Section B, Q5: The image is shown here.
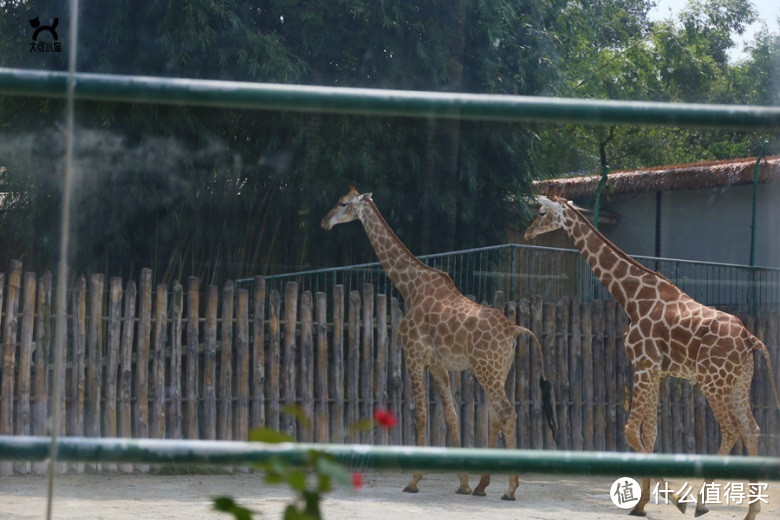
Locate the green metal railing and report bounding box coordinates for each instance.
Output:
[1,67,780,129]
[2,436,779,480]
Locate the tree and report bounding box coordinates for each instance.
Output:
[0,1,776,280]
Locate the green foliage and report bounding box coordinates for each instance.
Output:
[213,496,257,520]
[0,1,777,279]
[537,0,777,178]
[213,405,385,520]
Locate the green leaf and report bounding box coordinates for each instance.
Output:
[282,405,313,431]
[284,468,308,492]
[249,427,296,444]
[315,455,351,488]
[345,418,374,437]
[212,496,256,520]
[283,504,317,520]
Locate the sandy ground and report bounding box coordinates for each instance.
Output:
[0,470,778,520]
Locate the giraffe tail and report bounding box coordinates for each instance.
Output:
[751,336,780,410]
[515,326,560,445]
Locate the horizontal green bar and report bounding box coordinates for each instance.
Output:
[1,67,779,129]
[2,436,779,479]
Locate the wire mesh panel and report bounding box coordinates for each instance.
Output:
[237,244,780,315]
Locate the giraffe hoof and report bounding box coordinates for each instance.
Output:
[471,489,487,497]
[628,509,647,517]
[676,501,688,514]
[402,485,419,494]
[694,506,709,517]
[455,486,472,495]
[500,494,516,501]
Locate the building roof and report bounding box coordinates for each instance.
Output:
[534,156,780,199]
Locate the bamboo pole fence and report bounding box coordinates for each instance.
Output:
[0,261,778,475]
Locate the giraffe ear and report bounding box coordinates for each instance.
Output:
[536,196,558,212]
[359,193,372,202]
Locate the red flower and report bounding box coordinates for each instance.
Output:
[352,472,363,490]
[373,409,397,428]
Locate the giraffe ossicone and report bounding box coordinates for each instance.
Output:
[322,186,558,500]
[525,193,780,520]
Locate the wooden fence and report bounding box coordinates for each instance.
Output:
[0,260,779,474]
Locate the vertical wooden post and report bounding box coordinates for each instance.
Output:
[169,280,184,439]
[659,377,671,453]
[460,371,474,449]
[0,263,19,475]
[119,280,137,472]
[592,300,606,451]
[515,299,530,449]
[604,299,617,451]
[135,269,152,445]
[32,272,52,474]
[14,271,36,473]
[86,273,104,446]
[204,285,218,440]
[314,291,329,443]
[251,276,266,429]
[282,282,299,439]
[267,289,281,431]
[218,281,234,441]
[616,308,630,453]
[569,299,583,451]
[347,290,361,441]
[542,302,556,449]
[388,297,403,445]
[135,269,152,473]
[529,295,543,448]
[70,275,86,474]
[186,277,200,439]
[331,285,344,441]
[374,294,389,445]
[505,300,517,433]
[581,303,594,451]
[150,283,168,439]
[103,277,123,471]
[361,283,374,443]
[555,299,569,450]
[299,290,314,442]
[0,271,5,473]
[765,312,779,456]
[235,288,250,441]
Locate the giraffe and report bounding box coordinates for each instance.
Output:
[321,186,558,500]
[524,194,780,520]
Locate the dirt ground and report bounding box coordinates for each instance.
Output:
[0,470,777,520]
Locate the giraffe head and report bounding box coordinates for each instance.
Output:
[320,186,373,230]
[523,195,568,240]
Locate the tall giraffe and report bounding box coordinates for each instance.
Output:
[524,194,780,519]
[321,187,557,500]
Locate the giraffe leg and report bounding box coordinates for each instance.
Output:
[625,367,661,517]
[732,361,762,520]
[473,379,519,501]
[402,362,427,494]
[429,367,471,495]
[636,381,688,515]
[471,411,499,497]
[693,377,742,518]
[498,399,520,501]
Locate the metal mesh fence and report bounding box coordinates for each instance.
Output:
[237,244,780,315]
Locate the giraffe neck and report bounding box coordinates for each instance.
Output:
[357,200,431,302]
[559,203,680,314]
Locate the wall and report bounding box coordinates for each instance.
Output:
[599,182,780,268]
